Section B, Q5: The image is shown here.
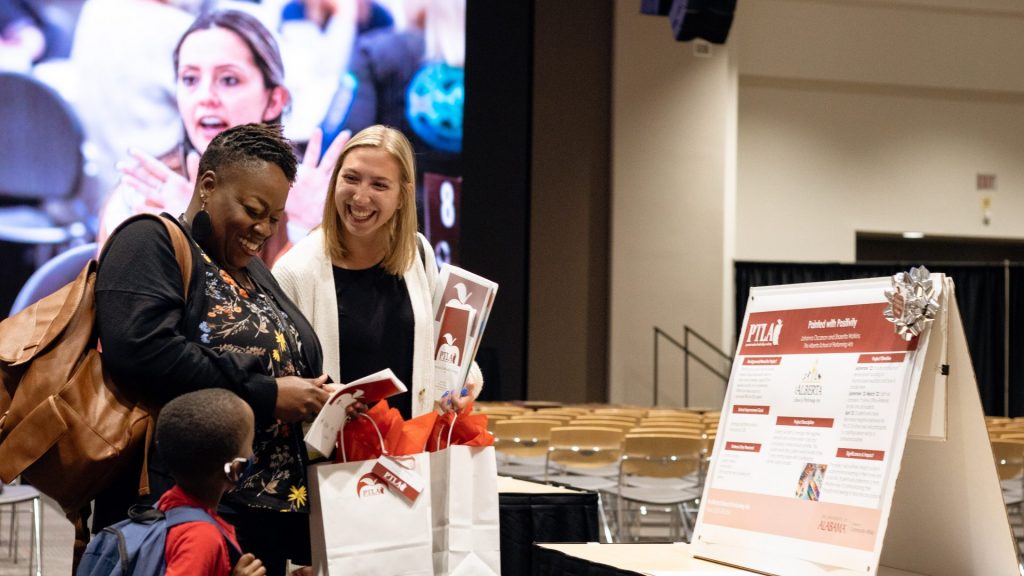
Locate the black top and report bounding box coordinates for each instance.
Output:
[333,264,415,419]
[96,216,322,424]
[182,242,312,512]
[95,215,325,499]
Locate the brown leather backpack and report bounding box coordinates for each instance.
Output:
[0,214,192,514]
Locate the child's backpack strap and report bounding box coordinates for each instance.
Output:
[164,506,243,564]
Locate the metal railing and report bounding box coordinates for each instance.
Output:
[653,325,733,407]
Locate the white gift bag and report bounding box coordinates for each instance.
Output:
[309,452,433,575]
[430,444,502,575]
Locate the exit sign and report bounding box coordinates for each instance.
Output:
[977,173,997,190]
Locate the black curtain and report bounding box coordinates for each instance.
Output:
[734,261,1008,416]
[1009,266,1024,417]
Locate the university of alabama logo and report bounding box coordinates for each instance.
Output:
[357,473,385,498]
[795,359,823,401]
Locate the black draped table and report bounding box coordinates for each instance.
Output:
[497,476,600,576]
[531,543,927,575]
[531,543,740,575]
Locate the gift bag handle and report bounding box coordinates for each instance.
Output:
[338,412,388,463]
[435,413,459,451]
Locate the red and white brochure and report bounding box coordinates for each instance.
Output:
[430,264,497,401]
[304,369,407,458]
[433,303,476,402]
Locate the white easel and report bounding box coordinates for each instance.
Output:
[878,283,1018,575]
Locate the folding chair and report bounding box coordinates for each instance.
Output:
[543,426,625,542]
[568,419,633,432]
[616,433,705,543]
[492,419,559,479]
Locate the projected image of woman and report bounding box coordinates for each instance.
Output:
[98,9,347,263]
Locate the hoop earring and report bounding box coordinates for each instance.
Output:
[192,194,212,243]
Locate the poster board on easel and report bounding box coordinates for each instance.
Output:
[688,274,1018,576]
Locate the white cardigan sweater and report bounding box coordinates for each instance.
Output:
[273,229,480,416]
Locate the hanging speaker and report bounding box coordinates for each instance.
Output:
[640,0,672,16]
[669,0,736,44]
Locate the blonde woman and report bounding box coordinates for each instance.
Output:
[273,124,480,418]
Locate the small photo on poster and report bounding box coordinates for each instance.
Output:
[795,463,828,501]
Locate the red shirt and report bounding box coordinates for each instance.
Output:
[157,485,240,576]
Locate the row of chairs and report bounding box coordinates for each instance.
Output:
[478,404,719,433]
[483,405,718,543]
[477,403,720,420]
[987,416,1024,441]
[990,435,1024,560]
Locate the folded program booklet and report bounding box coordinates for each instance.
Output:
[304,368,407,458]
[431,264,498,403]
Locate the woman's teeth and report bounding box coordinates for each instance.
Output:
[199,117,226,128]
[349,206,374,221]
[240,237,262,252]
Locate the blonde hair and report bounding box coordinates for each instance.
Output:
[321,125,418,275]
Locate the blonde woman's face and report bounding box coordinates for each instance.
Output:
[176,27,282,153]
[333,147,403,245]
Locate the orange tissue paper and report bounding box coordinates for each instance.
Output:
[336,400,439,462]
[428,401,494,451]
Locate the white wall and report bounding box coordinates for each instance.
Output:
[733,0,1024,93]
[737,80,1024,262]
[608,0,1024,408]
[733,0,1024,262]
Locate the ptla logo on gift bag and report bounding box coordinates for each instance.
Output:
[357,474,386,498]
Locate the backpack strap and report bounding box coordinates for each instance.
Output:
[156,216,193,300]
[137,419,155,498]
[102,213,193,299]
[164,506,243,565]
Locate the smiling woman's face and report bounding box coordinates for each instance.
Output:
[333,146,404,247]
[201,160,289,275]
[175,27,284,154]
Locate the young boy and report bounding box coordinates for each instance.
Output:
[155,389,265,576]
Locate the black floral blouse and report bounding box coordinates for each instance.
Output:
[192,248,311,513]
